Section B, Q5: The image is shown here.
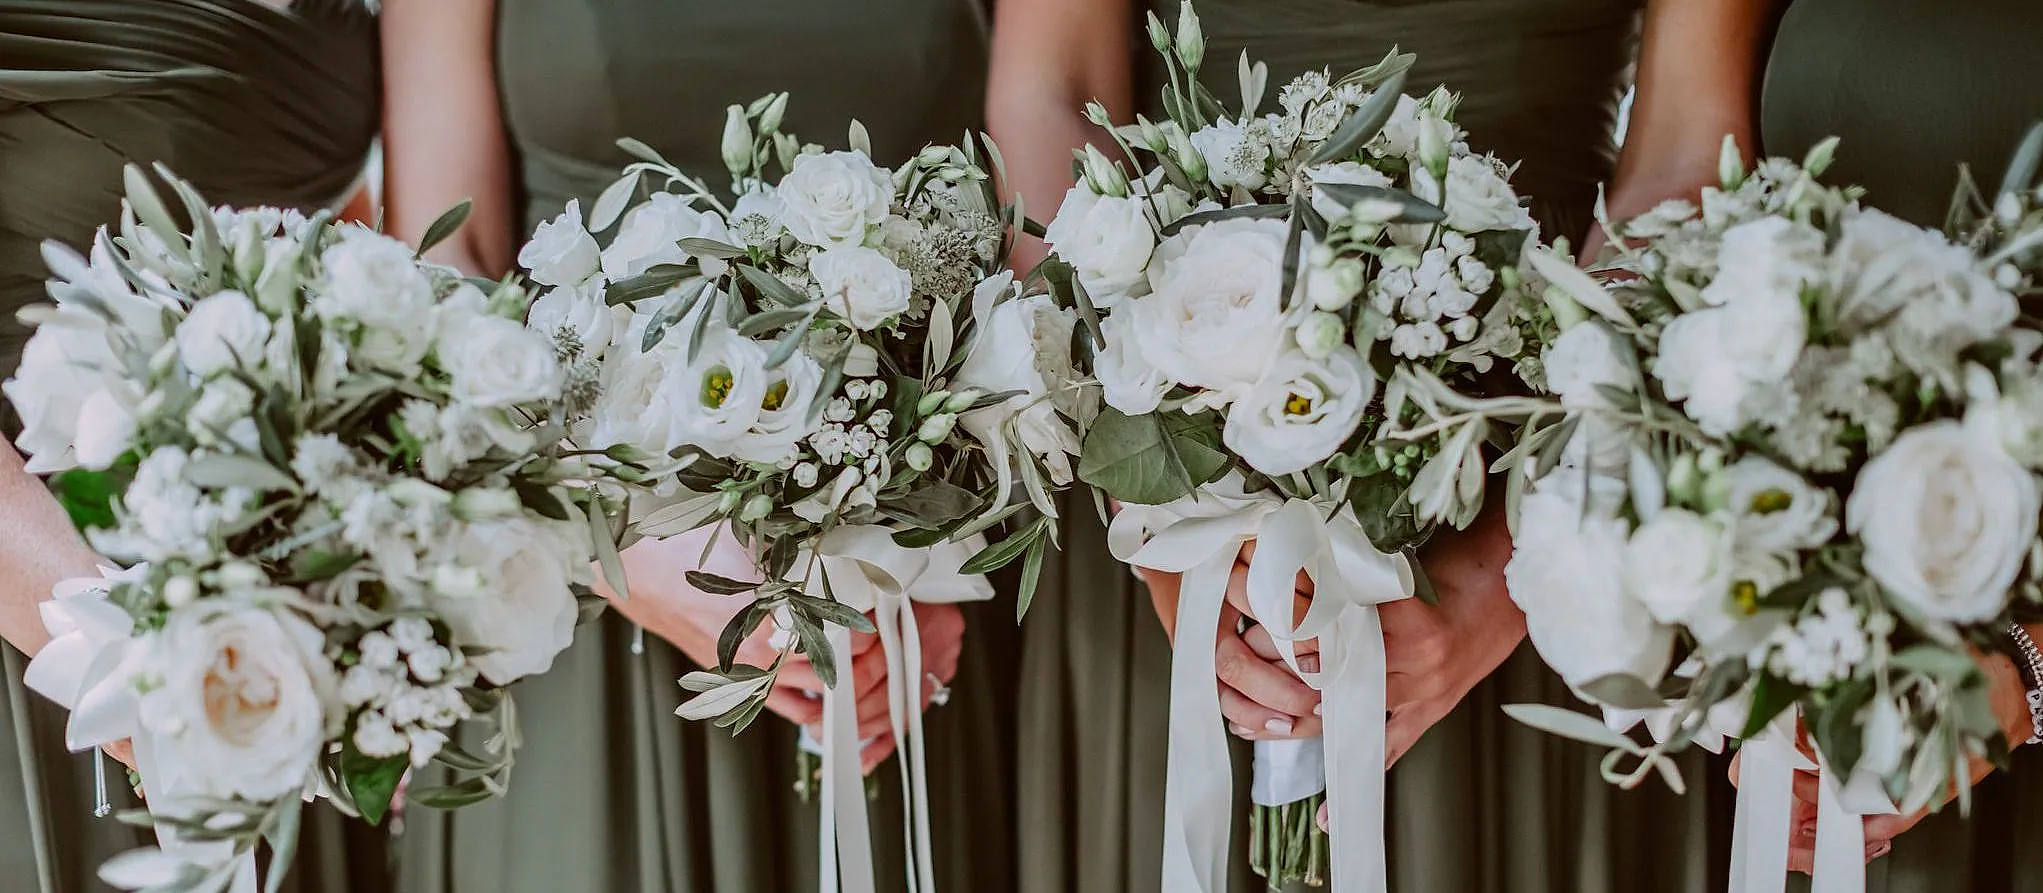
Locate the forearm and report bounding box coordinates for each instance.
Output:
[380,0,515,276]
[594,525,760,668]
[0,445,103,656]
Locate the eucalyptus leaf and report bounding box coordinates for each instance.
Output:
[415,200,474,258]
[1158,202,1289,237]
[1502,703,1636,751]
[1307,67,1409,165]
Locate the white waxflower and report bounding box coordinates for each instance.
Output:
[389,617,435,653]
[823,398,856,424]
[600,193,734,281]
[809,246,913,330]
[353,711,408,760]
[775,151,895,248]
[792,462,820,488]
[189,377,256,441]
[519,198,603,288]
[1760,588,1875,686]
[1390,321,1448,359]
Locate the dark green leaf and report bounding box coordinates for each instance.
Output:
[1406,550,1438,606]
[1158,203,1289,237]
[877,480,980,528]
[1077,408,1230,506]
[717,601,772,670]
[1311,183,1445,224]
[737,305,815,338]
[1579,673,1670,711]
[961,516,1050,575]
[604,265,694,307]
[641,279,708,353]
[1307,68,1409,165]
[789,607,838,690]
[677,237,747,259]
[686,570,763,595]
[286,550,361,585]
[513,481,572,521]
[1015,531,1048,622]
[1280,208,1304,307]
[1810,677,1875,780]
[48,458,136,532]
[1739,674,1810,740]
[408,778,498,811]
[339,744,407,826]
[415,200,474,258]
[737,263,810,308]
[790,594,879,634]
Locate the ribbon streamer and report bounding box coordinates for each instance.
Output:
[1727,712,1897,893]
[1109,474,1412,893]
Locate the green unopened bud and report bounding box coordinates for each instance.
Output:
[1135,116,1167,152]
[1498,267,1522,292]
[917,389,951,416]
[1167,125,1206,183]
[1380,246,1422,269]
[917,413,957,443]
[739,494,773,523]
[1717,134,1746,191]
[905,442,935,472]
[1542,284,1587,331]
[150,340,180,377]
[1664,453,1701,506]
[721,105,753,177]
[1174,1,1205,71]
[1145,11,1170,53]
[758,93,789,133]
[717,489,744,515]
[1417,115,1452,176]
[1084,101,1116,129]
[943,389,982,413]
[1801,136,1839,178]
[1295,312,1345,358]
[1083,145,1128,197]
[916,144,953,167]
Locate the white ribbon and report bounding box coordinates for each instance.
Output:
[1728,712,1897,893]
[790,526,993,893]
[1108,475,1413,893]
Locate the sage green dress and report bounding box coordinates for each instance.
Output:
[1764,1,2043,890]
[391,3,1018,891]
[1017,3,1738,892]
[0,1,383,891]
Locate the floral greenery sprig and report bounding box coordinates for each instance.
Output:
[521,95,1089,730]
[1505,127,2043,817]
[4,168,624,893]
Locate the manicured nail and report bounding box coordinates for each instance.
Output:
[1797,821,1817,842]
[1313,703,1323,716]
[1265,717,1294,735]
[1229,723,1255,738]
[1298,656,1321,674]
[1868,842,1892,861]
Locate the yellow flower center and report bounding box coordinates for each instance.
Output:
[1731,580,1760,614]
[762,380,789,412]
[701,366,735,409]
[1748,488,1793,514]
[1284,392,1316,417]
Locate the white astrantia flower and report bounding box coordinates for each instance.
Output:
[1507,464,1675,689]
[1223,348,1374,475]
[1043,184,1156,304]
[809,245,913,331]
[434,517,586,686]
[953,275,1084,484]
[527,280,627,359]
[727,189,785,248]
[519,198,603,288]
[135,601,336,804]
[775,150,895,249]
[1124,217,1292,402]
[1847,420,2037,623]
[1189,118,1271,191]
[176,290,273,377]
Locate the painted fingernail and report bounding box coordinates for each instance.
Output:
[1229,723,1256,738]
[1797,821,1817,842]
[1313,702,1323,716]
[1868,842,1892,861]
[1298,656,1321,674]
[1265,717,1294,735]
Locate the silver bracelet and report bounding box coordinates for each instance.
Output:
[2003,622,2043,746]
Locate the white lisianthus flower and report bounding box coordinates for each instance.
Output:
[176,290,272,377]
[1126,217,1292,401]
[1223,348,1373,475]
[1847,421,2037,622]
[519,198,602,288]
[600,192,734,281]
[1543,320,1636,410]
[438,312,562,408]
[1409,155,1533,233]
[1374,93,1428,159]
[775,150,895,248]
[954,275,1083,484]
[135,602,335,803]
[730,350,826,466]
[1507,466,1674,688]
[527,281,627,358]
[1623,508,1735,629]
[1043,185,1156,305]
[672,323,772,457]
[1304,161,1395,223]
[1094,310,1172,416]
[436,517,586,685]
[809,246,913,330]
[1190,118,1270,191]
[5,308,122,472]
[71,388,137,471]
[1718,456,1838,557]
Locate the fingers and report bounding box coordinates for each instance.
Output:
[1785,839,1892,875]
[1216,623,1322,718]
[1728,752,1742,787]
[1222,686,1322,740]
[776,642,891,698]
[1237,541,1316,598]
[765,688,824,726]
[1316,800,1330,833]
[1241,624,1321,665]
[103,740,137,772]
[1385,707,1428,768]
[860,732,898,775]
[1223,555,1314,630]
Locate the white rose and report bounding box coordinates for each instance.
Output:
[1223,348,1373,475]
[1847,421,2037,622]
[1305,162,1395,223]
[731,350,826,465]
[436,518,585,685]
[527,280,628,359]
[1190,118,1270,191]
[438,312,562,407]
[4,308,122,472]
[1718,456,1838,557]
[1043,185,1156,304]
[810,246,912,330]
[600,192,734,281]
[1830,208,2015,381]
[1623,508,1735,628]
[1543,320,1636,410]
[1507,466,1675,688]
[317,230,437,329]
[954,277,1083,484]
[1701,216,1826,308]
[519,198,603,288]
[176,291,273,377]
[1095,310,1172,416]
[776,151,895,249]
[1410,155,1533,233]
[1127,217,1293,400]
[135,602,334,803]
[1653,282,1805,436]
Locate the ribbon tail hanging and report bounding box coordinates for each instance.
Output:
[819,623,877,893]
[1727,729,1798,893]
[1321,607,1390,893]
[1159,553,1239,893]
[898,599,938,893]
[1810,757,1865,893]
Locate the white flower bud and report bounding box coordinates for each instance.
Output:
[717,489,744,514]
[943,389,981,413]
[739,494,773,522]
[1801,136,1840,177]
[1665,453,1702,506]
[1997,263,2024,290]
[1145,11,1170,53]
[916,390,951,415]
[917,413,957,443]
[867,380,889,401]
[1083,145,1129,198]
[1998,192,2026,226]
[721,105,753,176]
[164,576,198,609]
[905,442,935,472]
[215,562,263,591]
[1174,1,1205,71]
[1380,246,1422,269]
[917,144,954,167]
[1295,312,1346,358]
[758,93,788,133]
[452,487,522,520]
[1168,126,1206,183]
[1717,134,1746,191]
[793,462,820,488]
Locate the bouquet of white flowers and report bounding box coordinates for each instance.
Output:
[1504,128,2043,893]
[1042,6,1563,890]
[521,95,1083,893]
[5,169,619,893]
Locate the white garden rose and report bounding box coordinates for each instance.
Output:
[600,192,735,281]
[1223,347,1373,475]
[1543,320,1636,410]
[1830,208,2015,382]
[436,517,585,685]
[527,281,627,358]
[1699,215,1826,309]
[519,198,602,288]
[1127,217,1293,401]
[437,312,562,408]
[809,246,912,330]
[1623,508,1735,628]
[176,290,272,377]
[776,150,895,248]
[1410,155,1533,233]
[730,349,825,466]
[1190,118,1270,191]
[955,275,1083,483]
[317,229,437,329]
[1507,466,1674,687]
[1305,161,1395,223]
[135,602,335,803]
[1846,421,2038,622]
[1043,185,1155,304]
[588,324,691,455]
[1094,310,1172,415]
[1718,456,1837,557]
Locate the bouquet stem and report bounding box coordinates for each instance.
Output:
[1249,793,1327,889]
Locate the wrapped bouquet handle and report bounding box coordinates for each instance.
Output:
[1730,714,1896,893]
[793,526,993,893]
[1109,478,1412,893]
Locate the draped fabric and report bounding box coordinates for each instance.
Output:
[389,4,1019,892]
[0,2,380,891]
[1763,2,2043,889]
[1015,3,1741,892]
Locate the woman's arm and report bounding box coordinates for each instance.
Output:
[1601,0,1780,227]
[380,0,516,277]
[0,445,104,656]
[985,0,1136,269]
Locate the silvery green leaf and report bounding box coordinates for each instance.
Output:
[1156,202,1289,237]
[1523,246,1636,328]
[416,200,473,258]
[1279,208,1304,305]
[1237,51,1268,117]
[406,778,498,811]
[182,454,297,493]
[1628,445,1665,522]
[1502,703,1636,750]
[615,137,673,168]
[736,304,815,338]
[1578,673,1671,710]
[765,306,820,369]
[675,673,772,721]
[2000,123,2043,199]
[678,237,747,260]
[685,570,761,595]
[1311,183,1445,224]
[1663,278,1707,313]
[791,594,880,634]
[679,670,729,693]
[847,119,872,157]
[604,265,693,307]
[589,173,641,233]
[789,607,838,689]
[1334,49,1418,90]
[924,296,955,377]
[1307,67,1408,165]
[737,263,808,308]
[430,742,497,773]
[686,288,718,362]
[261,799,302,893]
[122,165,184,253]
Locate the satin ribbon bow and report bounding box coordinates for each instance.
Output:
[789,526,993,893]
[1729,712,1897,893]
[1108,474,1413,893]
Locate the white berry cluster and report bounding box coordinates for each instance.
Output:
[343,617,478,767]
[1754,587,1891,687]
